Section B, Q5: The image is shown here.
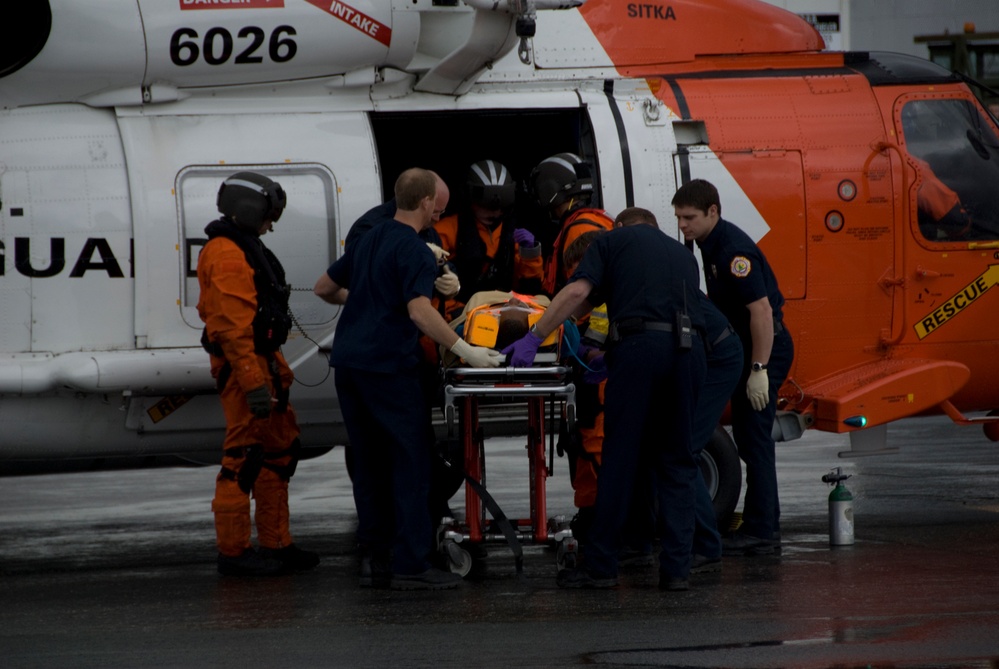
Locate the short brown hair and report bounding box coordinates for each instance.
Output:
[671,179,721,216]
[563,229,605,272]
[394,168,437,211]
[615,206,657,228]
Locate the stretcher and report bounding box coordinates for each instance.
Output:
[437,363,578,576]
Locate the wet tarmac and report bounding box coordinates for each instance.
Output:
[2,416,998,668]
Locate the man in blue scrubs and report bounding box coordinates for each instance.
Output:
[314,168,501,590]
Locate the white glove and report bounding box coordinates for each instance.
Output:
[434,265,461,298]
[426,243,450,265]
[746,368,770,411]
[450,339,503,368]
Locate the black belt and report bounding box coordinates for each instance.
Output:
[609,318,673,341]
[712,325,736,348]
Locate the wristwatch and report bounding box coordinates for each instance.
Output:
[751,361,768,372]
[529,323,540,337]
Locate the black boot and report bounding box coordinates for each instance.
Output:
[258,543,320,571]
[217,548,283,576]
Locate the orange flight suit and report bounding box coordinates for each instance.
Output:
[914,157,971,239]
[573,379,606,508]
[197,233,299,558]
[435,214,543,318]
[542,207,614,296]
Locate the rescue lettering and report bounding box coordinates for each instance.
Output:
[627,3,677,20]
[0,238,133,279]
[180,0,284,9]
[914,264,999,339]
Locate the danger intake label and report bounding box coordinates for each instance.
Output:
[304,0,391,47]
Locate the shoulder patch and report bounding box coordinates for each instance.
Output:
[730,256,752,278]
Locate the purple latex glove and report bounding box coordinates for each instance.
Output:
[501,331,543,367]
[582,353,607,384]
[513,228,535,247]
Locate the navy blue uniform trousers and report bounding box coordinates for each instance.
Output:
[730,328,794,540]
[586,331,706,580]
[690,331,744,558]
[335,366,433,576]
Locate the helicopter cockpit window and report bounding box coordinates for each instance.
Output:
[901,99,999,242]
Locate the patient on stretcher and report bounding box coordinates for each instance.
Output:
[440,291,562,367]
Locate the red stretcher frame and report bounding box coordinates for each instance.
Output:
[440,365,577,573]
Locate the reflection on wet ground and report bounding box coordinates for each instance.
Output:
[1,416,998,668]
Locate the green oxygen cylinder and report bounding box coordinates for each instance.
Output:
[821,467,854,546]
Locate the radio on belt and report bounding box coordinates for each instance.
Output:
[676,311,693,350]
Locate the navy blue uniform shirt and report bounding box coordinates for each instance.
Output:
[572,225,704,331]
[344,198,443,254]
[328,217,436,374]
[696,218,785,338]
[700,292,733,343]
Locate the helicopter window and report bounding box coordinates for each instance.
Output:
[901,99,999,242]
[0,1,51,79]
[178,164,338,328]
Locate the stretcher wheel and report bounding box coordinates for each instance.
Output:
[556,537,578,571]
[443,540,473,577]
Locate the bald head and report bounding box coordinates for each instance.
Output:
[430,170,450,222]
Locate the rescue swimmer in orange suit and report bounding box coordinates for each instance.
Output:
[434,159,543,319]
[557,230,609,549]
[530,152,614,296]
[197,172,319,576]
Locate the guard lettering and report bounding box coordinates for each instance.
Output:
[1,237,133,279]
[627,3,677,20]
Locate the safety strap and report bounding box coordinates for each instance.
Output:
[556,413,601,467]
[221,439,300,485]
[209,354,288,414]
[461,473,524,577]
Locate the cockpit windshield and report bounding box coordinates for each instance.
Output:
[901,98,999,242]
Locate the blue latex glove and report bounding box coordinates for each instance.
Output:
[513,228,535,247]
[582,353,607,384]
[501,330,543,367]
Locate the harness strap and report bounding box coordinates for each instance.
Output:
[461,473,524,577]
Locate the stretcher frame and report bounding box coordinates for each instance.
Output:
[438,365,578,575]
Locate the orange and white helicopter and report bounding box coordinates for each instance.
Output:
[1,1,997,516]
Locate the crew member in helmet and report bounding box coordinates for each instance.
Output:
[530,152,614,296]
[434,159,543,319]
[197,172,319,577]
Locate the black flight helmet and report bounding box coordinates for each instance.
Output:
[530,152,593,210]
[217,171,287,231]
[467,159,516,211]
